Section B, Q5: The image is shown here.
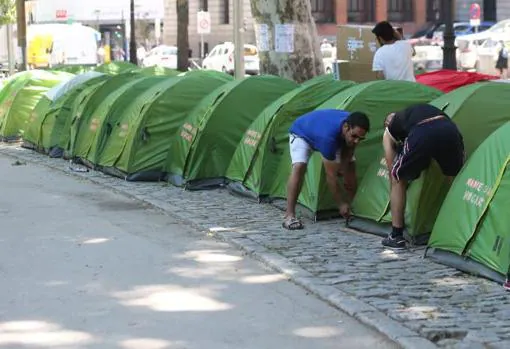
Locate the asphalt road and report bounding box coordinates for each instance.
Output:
[0,156,398,349]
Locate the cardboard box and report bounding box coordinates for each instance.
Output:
[336,25,379,82]
[337,25,379,64]
[334,61,378,83]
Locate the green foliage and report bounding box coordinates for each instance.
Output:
[0,0,15,26]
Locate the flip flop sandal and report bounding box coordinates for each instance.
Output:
[282,217,304,230]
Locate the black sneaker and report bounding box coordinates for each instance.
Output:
[382,234,406,249]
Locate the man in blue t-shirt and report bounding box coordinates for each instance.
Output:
[283,109,370,230]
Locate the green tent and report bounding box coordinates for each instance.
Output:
[226,75,356,199]
[24,73,110,156]
[0,70,74,141]
[82,75,173,167]
[71,75,157,167]
[98,71,233,181]
[66,72,144,160]
[0,71,35,106]
[23,72,107,151]
[137,66,179,76]
[0,71,56,136]
[51,65,97,74]
[94,61,138,75]
[426,122,510,284]
[265,80,443,219]
[350,82,510,244]
[21,95,52,151]
[59,78,111,158]
[165,75,298,189]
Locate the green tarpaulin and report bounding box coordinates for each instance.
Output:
[426,122,510,283]
[165,75,298,189]
[350,82,510,244]
[226,75,356,199]
[0,70,74,141]
[98,71,233,181]
[266,80,443,219]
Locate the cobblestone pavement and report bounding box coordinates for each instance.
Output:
[2,144,510,349]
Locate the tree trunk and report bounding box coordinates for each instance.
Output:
[249,0,324,83]
[176,0,189,72]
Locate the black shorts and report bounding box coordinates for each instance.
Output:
[391,118,465,181]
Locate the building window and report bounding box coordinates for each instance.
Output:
[426,0,440,22]
[310,0,335,23]
[199,42,209,58]
[220,0,229,24]
[484,0,496,21]
[348,0,375,23]
[388,0,414,22]
[199,0,208,11]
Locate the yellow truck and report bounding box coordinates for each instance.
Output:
[27,33,53,68]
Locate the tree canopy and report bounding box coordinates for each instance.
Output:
[0,0,15,26]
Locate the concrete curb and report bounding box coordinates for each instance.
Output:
[0,147,438,349]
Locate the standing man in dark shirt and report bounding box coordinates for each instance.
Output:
[283,109,370,230]
[381,104,465,248]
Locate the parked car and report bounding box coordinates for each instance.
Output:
[413,45,443,73]
[410,21,493,46]
[457,19,510,71]
[202,42,260,75]
[477,35,510,75]
[141,45,178,70]
[432,22,494,43]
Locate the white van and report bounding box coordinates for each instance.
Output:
[27,23,100,68]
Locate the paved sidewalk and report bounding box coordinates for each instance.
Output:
[2,145,509,349]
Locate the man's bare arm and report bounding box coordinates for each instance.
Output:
[383,129,397,173]
[323,158,344,207]
[338,149,357,202]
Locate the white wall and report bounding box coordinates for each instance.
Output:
[29,0,164,23]
[496,0,510,21]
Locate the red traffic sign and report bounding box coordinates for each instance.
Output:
[56,9,68,19]
[470,3,481,20]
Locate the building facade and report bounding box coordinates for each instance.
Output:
[312,0,427,38]
[163,0,256,58]
[163,0,509,57]
[163,0,431,55]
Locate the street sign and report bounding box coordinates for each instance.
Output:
[197,11,211,34]
[469,3,481,27]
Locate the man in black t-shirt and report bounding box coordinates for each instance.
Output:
[381,104,465,249]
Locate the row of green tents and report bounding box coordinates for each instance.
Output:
[0,67,508,284]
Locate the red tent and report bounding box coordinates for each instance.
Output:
[416,70,499,93]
